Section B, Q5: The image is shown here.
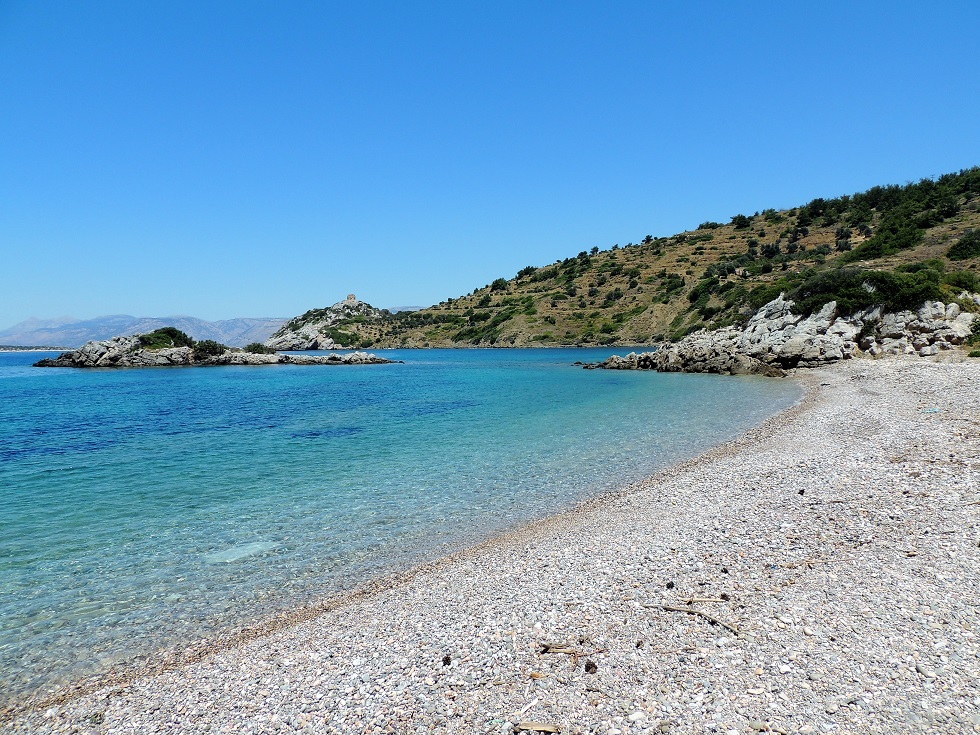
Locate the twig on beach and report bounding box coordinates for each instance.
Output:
[966,500,980,506]
[585,685,612,698]
[681,597,729,604]
[538,643,578,655]
[515,723,561,734]
[652,604,742,636]
[780,557,829,569]
[649,646,697,655]
[538,642,580,666]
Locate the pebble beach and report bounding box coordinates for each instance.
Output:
[5,355,980,735]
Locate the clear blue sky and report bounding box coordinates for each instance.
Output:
[1,1,978,325]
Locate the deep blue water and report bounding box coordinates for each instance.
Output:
[0,348,801,701]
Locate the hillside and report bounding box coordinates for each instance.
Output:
[265,295,391,350]
[288,167,980,348]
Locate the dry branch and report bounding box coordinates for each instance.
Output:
[653,604,741,636]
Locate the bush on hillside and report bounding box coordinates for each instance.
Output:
[947,230,980,260]
[789,267,943,316]
[944,270,979,292]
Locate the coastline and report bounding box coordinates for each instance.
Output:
[7,355,980,734]
[0,348,69,353]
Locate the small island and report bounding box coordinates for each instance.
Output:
[33,327,398,368]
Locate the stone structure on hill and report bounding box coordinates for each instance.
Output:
[586,294,976,376]
[264,294,387,351]
[33,334,396,368]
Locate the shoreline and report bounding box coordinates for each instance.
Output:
[0,348,69,353]
[7,355,980,733]
[1,370,812,720]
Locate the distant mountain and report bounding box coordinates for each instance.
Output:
[0,314,288,348]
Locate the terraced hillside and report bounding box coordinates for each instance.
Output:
[305,167,980,348]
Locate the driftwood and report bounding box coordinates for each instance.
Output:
[779,557,830,569]
[538,643,579,655]
[515,723,561,733]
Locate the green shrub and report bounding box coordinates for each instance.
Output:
[947,230,980,260]
[944,270,980,292]
[842,214,923,262]
[244,342,276,354]
[138,327,195,350]
[193,340,227,358]
[790,267,943,315]
[747,283,784,309]
[688,277,719,303]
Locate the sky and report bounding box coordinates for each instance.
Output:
[1,1,978,326]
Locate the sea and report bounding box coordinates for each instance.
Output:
[0,348,802,704]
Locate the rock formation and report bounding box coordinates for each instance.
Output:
[586,294,976,376]
[33,334,397,368]
[265,295,388,351]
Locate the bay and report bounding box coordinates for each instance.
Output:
[0,348,801,702]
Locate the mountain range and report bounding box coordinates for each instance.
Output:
[0,315,288,348]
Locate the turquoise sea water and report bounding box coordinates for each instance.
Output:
[0,348,801,702]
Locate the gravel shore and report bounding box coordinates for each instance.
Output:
[7,356,980,735]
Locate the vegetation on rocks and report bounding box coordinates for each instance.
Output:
[136,327,230,357]
[193,339,228,358]
[244,342,276,354]
[137,327,196,350]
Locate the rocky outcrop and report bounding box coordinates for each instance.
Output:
[265,294,387,350]
[33,334,397,368]
[586,294,977,376]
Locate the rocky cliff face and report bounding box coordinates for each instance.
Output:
[264,295,388,351]
[33,334,396,368]
[590,294,977,376]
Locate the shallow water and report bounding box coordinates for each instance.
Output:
[0,348,801,701]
